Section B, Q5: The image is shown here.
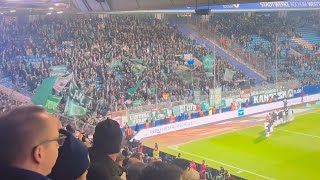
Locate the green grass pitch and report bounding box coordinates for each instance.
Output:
[164,110,320,180]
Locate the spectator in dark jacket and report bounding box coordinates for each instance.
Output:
[0,106,61,180]
[87,119,124,180]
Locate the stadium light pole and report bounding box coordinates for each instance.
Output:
[209,16,217,108]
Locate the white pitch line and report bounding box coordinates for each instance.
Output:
[169,148,275,180]
[276,129,320,139]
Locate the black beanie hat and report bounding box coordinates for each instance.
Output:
[93,119,123,155]
[48,129,90,180]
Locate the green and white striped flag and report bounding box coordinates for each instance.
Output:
[68,79,92,106]
[65,98,87,117]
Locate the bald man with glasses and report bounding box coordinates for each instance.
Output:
[0,106,62,180]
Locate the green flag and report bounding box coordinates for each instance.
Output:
[45,96,62,113]
[126,79,144,96]
[68,80,92,106]
[65,98,87,117]
[202,54,215,73]
[32,76,57,106]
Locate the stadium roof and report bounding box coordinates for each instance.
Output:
[1,0,319,13]
[0,0,282,12]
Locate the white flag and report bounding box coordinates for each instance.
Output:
[223,68,236,81]
[54,73,73,92]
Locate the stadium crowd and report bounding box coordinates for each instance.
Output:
[0,90,27,114]
[0,15,248,112]
[2,10,320,180]
[207,12,320,84]
[0,106,236,180]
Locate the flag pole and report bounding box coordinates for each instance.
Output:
[213,44,216,107]
[275,34,278,98]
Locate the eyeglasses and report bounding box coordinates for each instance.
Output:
[36,134,67,147]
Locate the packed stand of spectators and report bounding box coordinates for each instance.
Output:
[207,12,320,83]
[0,15,248,113]
[0,90,27,114]
[0,106,239,180]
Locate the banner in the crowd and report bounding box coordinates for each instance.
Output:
[209,87,222,107]
[173,103,196,115]
[251,88,295,104]
[194,90,201,104]
[126,79,144,95]
[53,73,73,92]
[45,96,62,113]
[128,111,151,126]
[223,68,236,81]
[49,65,67,76]
[32,76,57,106]
[68,80,92,106]
[65,98,87,117]
[202,54,215,73]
